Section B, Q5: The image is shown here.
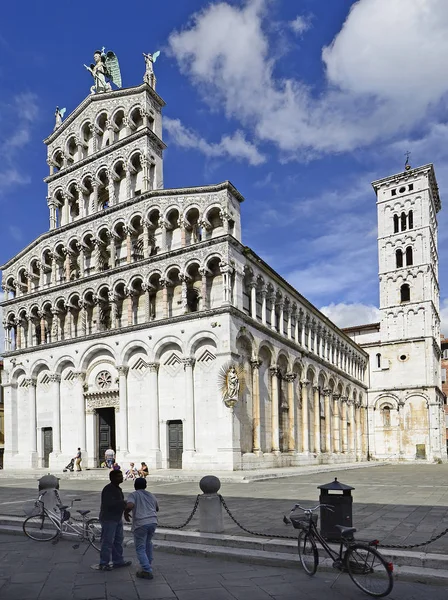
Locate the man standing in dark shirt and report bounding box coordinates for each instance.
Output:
[91,470,132,571]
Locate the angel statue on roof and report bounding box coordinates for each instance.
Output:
[84,47,122,94]
[143,51,160,90]
[54,106,66,130]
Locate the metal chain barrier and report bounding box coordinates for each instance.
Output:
[219,495,297,540]
[158,495,200,530]
[378,525,448,550]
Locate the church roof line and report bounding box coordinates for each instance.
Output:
[44,82,165,145]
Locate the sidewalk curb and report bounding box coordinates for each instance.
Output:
[5,516,448,584]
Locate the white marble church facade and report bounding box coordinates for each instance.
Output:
[0,67,444,471]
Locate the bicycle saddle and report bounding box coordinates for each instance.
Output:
[335,525,357,537]
[59,505,69,510]
[76,509,91,516]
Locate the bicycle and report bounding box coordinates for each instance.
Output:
[288,503,394,597]
[23,491,102,552]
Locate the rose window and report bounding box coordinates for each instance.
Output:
[96,370,112,389]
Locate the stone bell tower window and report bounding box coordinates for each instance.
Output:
[400,283,410,303]
[396,249,403,268]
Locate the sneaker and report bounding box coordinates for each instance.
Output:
[136,570,153,579]
[91,564,112,571]
[113,560,132,569]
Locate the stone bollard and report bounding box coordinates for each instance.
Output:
[198,475,224,533]
[38,474,61,514]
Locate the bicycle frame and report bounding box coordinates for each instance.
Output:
[35,497,90,542]
[300,515,350,564]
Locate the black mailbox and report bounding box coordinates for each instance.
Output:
[318,477,354,541]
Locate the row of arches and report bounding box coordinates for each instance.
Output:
[235,334,367,457]
[396,247,413,268]
[242,270,366,382]
[48,149,157,226]
[3,257,229,351]
[49,104,155,174]
[2,205,234,298]
[393,210,413,233]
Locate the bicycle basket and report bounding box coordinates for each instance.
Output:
[290,513,318,530]
[60,509,70,522]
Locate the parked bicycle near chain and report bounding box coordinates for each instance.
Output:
[23,491,101,551]
[288,503,394,597]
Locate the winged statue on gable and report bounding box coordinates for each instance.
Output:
[84,47,122,94]
[54,106,66,130]
[143,50,160,89]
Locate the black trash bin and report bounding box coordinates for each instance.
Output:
[318,477,354,541]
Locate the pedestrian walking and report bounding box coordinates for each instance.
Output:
[91,470,132,572]
[75,448,82,472]
[124,477,158,580]
[105,447,115,469]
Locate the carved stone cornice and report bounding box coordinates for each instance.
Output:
[284,372,297,383]
[250,359,261,370]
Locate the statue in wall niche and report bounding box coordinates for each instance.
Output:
[143,51,160,89]
[218,362,245,409]
[84,48,122,94]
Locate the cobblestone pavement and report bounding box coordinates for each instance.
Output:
[2,464,448,552]
[0,533,447,600]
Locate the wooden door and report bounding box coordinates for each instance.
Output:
[168,421,183,469]
[98,408,116,465]
[43,428,53,468]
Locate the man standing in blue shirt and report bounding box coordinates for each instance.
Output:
[91,470,132,571]
[124,477,158,579]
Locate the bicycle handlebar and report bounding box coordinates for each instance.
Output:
[290,503,335,514]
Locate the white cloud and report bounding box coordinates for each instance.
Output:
[0,92,38,196]
[8,225,24,242]
[169,0,448,157]
[290,15,312,35]
[164,117,265,165]
[320,302,380,329]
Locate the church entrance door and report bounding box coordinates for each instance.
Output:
[42,427,53,468]
[168,421,183,469]
[97,408,116,466]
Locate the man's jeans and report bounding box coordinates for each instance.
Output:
[133,523,157,572]
[100,520,125,566]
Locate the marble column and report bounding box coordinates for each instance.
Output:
[26,378,37,454]
[313,385,321,454]
[109,233,117,268]
[183,358,196,453]
[286,308,292,339]
[161,281,168,319]
[148,363,160,454]
[341,397,348,453]
[323,389,332,453]
[286,373,297,452]
[143,221,150,259]
[356,403,363,457]
[261,287,267,325]
[50,373,61,454]
[278,300,284,335]
[301,379,309,452]
[199,269,208,310]
[126,228,132,264]
[270,367,280,452]
[349,400,356,454]
[270,295,276,331]
[251,360,262,453]
[73,371,86,455]
[117,366,129,454]
[332,394,340,453]
[250,282,257,320]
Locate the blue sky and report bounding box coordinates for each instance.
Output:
[1,0,448,331]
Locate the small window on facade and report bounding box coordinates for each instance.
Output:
[376,353,381,368]
[401,212,407,231]
[395,249,403,268]
[408,210,413,229]
[406,246,413,266]
[400,283,410,302]
[408,184,414,191]
[393,214,399,233]
[382,405,391,427]
[399,186,406,194]
[391,189,397,196]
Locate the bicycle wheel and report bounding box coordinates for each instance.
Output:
[86,518,102,552]
[345,543,393,597]
[297,530,318,575]
[23,513,59,541]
